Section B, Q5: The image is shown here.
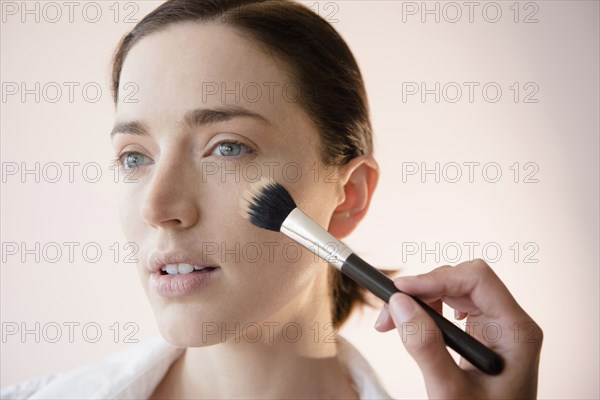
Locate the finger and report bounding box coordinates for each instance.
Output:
[394,259,522,318]
[388,293,464,388]
[430,299,443,315]
[376,299,443,332]
[454,309,468,320]
[374,305,395,331]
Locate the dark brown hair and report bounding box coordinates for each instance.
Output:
[111,0,376,328]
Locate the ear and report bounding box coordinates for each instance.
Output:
[328,155,379,239]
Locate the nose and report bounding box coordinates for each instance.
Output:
[141,152,200,230]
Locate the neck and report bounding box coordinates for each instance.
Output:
[151,271,359,399]
[179,325,355,399]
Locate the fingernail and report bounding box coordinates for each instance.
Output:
[389,293,416,323]
[374,310,386,329]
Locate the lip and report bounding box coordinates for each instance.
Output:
[147,251,221,298]
[148,251,219,273]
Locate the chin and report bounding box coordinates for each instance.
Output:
[159,330,223,348]
[153,301,254,348]
[155,312,226,348]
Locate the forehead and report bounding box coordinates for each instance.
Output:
[117,22,303,132]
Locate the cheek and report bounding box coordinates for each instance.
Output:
[201,179,305,277]
[116,180,146,241]
[199,180,321,310]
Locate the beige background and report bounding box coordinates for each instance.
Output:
[1,1,598,398]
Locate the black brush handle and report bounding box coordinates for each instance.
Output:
[341,253,504,375]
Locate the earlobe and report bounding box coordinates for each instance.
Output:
[328,155,379,239]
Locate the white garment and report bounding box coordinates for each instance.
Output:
[2,335,392,399]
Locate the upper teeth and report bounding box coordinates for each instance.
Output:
[161,263,206,275]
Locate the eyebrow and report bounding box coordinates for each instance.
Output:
[110,106,271,137]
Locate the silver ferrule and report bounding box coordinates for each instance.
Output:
[280,208,353,269]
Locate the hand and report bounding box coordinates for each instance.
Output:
[374,259,543,399]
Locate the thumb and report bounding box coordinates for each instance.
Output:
[389,293,463,387]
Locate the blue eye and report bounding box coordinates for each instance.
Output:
[117,152,152,170]
[212,141,253,157]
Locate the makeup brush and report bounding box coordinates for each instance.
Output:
[240,177,504,376]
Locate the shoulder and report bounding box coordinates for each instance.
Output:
[0,336,184,400]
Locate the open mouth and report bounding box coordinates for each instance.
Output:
[159,263,219,275]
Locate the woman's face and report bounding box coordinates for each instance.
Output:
[111,22,344,346]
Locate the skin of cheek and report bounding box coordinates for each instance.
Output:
[117,148,342,347]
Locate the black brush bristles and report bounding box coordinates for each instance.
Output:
[239,177,297,232]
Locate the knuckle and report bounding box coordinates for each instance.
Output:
[470,258,492,274]
[404,337,429,356]
[431,264,452,275]
[535,323,544,344]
